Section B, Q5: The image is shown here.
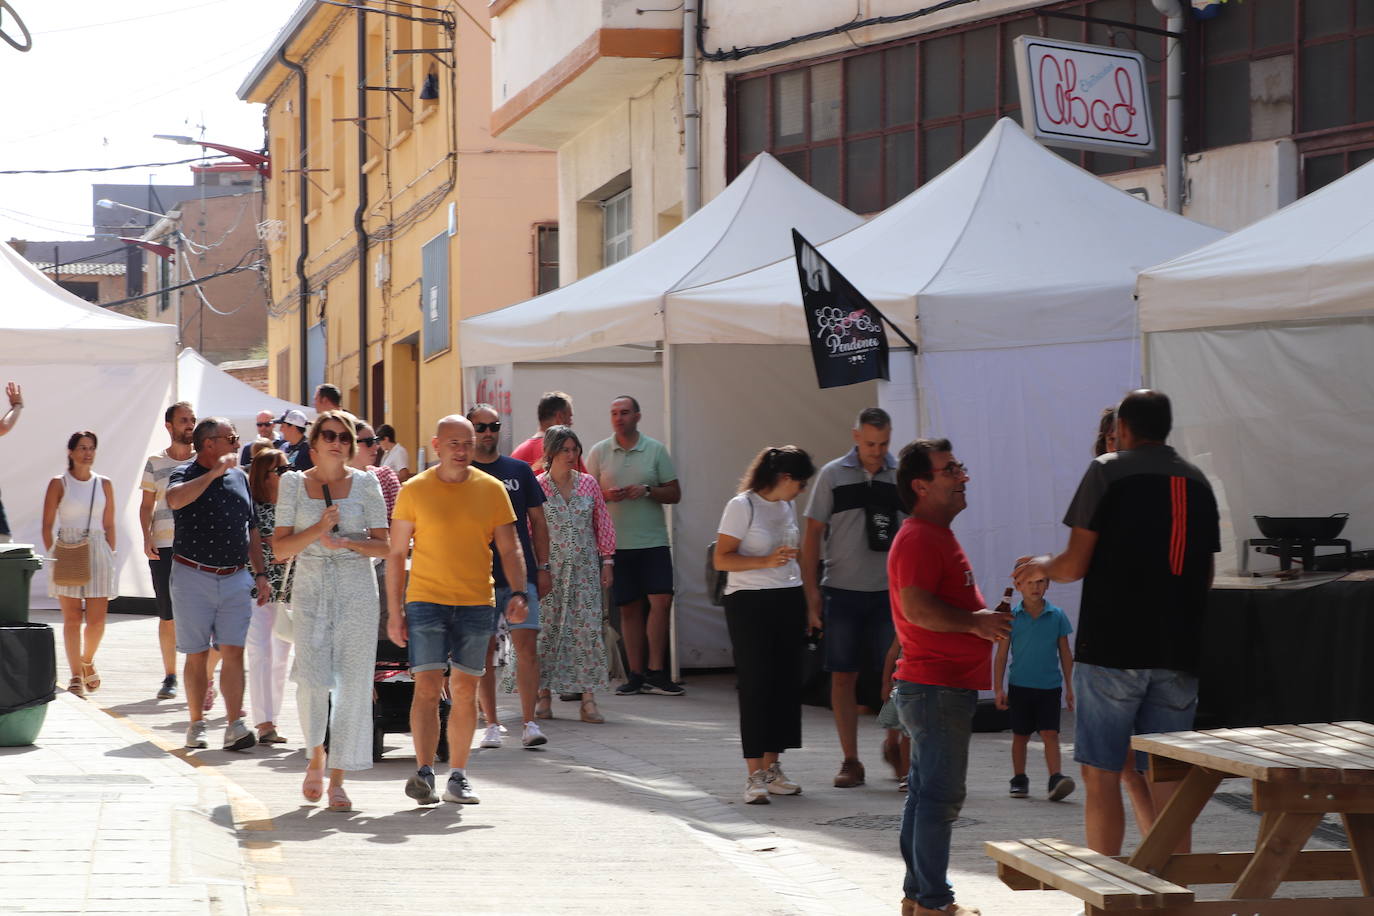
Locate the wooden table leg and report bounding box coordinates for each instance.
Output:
[1344,812,1374,895]
[1231,811,1323,898]
[1129,766,1223,876]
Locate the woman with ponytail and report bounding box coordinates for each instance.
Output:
[713,445,816,804]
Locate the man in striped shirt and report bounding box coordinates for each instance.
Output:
[1014,389,1219,856]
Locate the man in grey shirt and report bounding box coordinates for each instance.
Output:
[801,407,903,789]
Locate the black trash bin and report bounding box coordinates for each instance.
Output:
[0,622,57,746]
[0,544,43,625]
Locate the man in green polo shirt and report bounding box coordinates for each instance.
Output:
[586,395,683,697]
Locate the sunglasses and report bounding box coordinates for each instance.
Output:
[316,429,354,444]
[357,436,379,447]
[272,465,291,476]
[473,422,501,433]
[209,434,240,445]
[256,422,274,428]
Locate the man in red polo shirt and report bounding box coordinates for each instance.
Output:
[888,438,1011,916]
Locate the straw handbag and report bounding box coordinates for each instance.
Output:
[51,479,98,587]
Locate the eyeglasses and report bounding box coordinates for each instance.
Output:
[316,429,354,444]
[356,436,379,447]
[473,422,501,433]
[272,465,291,476]
[209,434,240,445]
[934,460,968,478]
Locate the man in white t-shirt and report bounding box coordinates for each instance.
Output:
[377,423,411,481]
[140,401,196,700]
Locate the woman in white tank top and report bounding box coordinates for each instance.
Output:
[41,430,117,698]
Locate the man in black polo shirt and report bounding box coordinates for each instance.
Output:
[166,417,271,752]
[1014,389,1219,856]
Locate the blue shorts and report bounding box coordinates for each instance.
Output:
[822,587,895,673]
[495,583,541,631]
[169,563,253,654]
[612,546,674,606]
[1073,663,1198,772]
[405,602,498,677]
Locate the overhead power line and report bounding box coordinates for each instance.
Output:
[0,153,233,176]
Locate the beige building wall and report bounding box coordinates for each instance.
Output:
[241,0,556,466]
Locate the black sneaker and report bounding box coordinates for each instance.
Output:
[615,672,646,696]
[1048,772,1076,801]
[156,674,178,700]
[642,670,684,696]
[558,692,581,702]
[1009,773,1029,798]
[405,766,440,805]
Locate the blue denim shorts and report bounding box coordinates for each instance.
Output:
[495,583,541,631]
[1073,663,1199,772]
[405,602,498,677]
[822,587,895,673]
[169,563,253,654]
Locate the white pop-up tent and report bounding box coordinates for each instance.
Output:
[1137,157,1374,561]
[0,241,177,601]
[461,153,871,667]
[176,347,312,443]
[673,118,1223,622]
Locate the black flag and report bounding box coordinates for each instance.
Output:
[792,229,890,389]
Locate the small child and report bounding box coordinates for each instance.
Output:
[993,572,1075,801]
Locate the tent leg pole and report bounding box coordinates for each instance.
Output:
[663,342,680,683]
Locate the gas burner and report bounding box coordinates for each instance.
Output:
[1245,537,1352,573]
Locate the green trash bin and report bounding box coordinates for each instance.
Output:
[0,545,42,625]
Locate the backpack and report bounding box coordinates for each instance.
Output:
[706,496,755,607]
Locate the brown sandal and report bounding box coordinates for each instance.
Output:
[67,676,86,698]
[579,698,604,724]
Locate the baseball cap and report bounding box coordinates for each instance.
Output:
[276,408,309,429]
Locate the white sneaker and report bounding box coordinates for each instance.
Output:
[479,724,503,749]
[764,761,801,795]
[184,720,207,749]
[521,721,548,748]
[744,769,771,805]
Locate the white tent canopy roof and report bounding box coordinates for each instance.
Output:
[176,348,312,433]
[670,118,1223,351]
[1138,156,1374,333]
[0,241,175,364]
[458,152,864,365]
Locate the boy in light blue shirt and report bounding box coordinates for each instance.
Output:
[993,572,1075,800]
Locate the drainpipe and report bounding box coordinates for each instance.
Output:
[682,1,700,217]
[278,48,312,402]
[354,9,371,415]
[1152,0,1184,214]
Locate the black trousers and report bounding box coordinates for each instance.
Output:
[724,586,805,760]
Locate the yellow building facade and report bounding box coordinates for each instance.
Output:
[239,0,555,462]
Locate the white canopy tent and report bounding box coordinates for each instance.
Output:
[176,347,312,445]
[460,153,870,667]
[673,119,1223,623]
[0,241,177,601]
[1137,157,1374,563]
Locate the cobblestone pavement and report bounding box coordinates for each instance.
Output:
[8,608,1361,914]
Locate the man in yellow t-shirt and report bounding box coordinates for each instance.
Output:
[387,415,527,806]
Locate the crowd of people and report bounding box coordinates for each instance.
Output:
[8,374,1221,916]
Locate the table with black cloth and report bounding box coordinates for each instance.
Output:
[1198,574,1374,728]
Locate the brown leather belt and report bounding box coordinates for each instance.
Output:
[173,555,245,576]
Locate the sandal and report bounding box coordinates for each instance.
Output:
[257,727,287,744]
[67,676,86,699]
[579,698,605,724]
[326,784,352,813]
[302,767,325,803]
[81,662,100,693]
[534,692,552,720]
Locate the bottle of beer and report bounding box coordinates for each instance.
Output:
[993,586,1014,613]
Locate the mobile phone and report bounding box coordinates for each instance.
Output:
[321,484,339,533]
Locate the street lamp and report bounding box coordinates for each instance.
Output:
[153,134,271,178]
[96,199,181,223]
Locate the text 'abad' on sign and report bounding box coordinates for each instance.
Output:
[1013,35,1155,156]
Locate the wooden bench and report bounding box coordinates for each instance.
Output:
[986,837,1195,911]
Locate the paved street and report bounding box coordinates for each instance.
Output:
[3,608,1360,915]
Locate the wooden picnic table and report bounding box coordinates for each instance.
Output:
[1126,720,1374,910]
[987,721,1374,913]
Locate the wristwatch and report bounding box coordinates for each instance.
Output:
[537,563,550,572]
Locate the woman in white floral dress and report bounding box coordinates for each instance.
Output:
[534,426,615,723]
[272,411,389,813]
